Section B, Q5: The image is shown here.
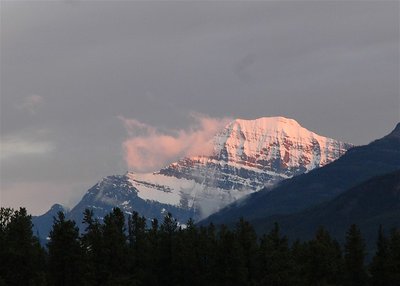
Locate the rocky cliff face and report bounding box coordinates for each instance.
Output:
[34,117,352,235]
[214,117,351,174]
[158,117,352,190]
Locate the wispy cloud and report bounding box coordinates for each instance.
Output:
[15,95,44,114]
[119,114,231,172]
[0,133,55,160]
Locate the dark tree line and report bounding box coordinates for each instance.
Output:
[1,207,399,286]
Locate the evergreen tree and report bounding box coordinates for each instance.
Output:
[385,228,400,285]
[197,223,218,285]
[47,211,83,286]
[172,218,201,286]
[290,239,308,285]
[215,224,248,286]
[257,223,294,286]
[344,224,367,286]
[302,227,343,286]
[157,213,179,286]
[127,211,147,253]
[370,225,390,286]
[0,208,13,284]
[81,208,105,285]
[139,218,160,286]
[160,212,178,235]
[4,205,400,286]
[235,218,258,284]
[0,207,47,286]
[101,207,129,285]
[127,211,147,284]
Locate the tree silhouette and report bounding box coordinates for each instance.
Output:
[0,208,46,286]
[47,211,83,286]
[344,224,367,286]
[2,206,399,286]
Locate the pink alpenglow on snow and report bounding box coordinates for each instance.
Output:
[120,115,352,174]
[62,115,353,224]
[215,116,352,171]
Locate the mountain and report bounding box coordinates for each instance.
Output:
[126,117,351,219]
[33,116,351,235]
[251,170,400,252]
[32,204,67,239]
[202,123,400,226]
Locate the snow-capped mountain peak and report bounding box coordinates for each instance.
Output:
[214,116,351,173]
[124,116,353,220]
[43,116,353,229]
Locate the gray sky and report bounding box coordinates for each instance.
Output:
[1,1,399,215]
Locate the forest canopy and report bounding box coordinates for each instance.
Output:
[1,207,399,286]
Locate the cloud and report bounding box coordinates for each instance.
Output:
[119,114,231,172]
[0,133,55,160]
[0,181,82,216]
[16,95,44,114]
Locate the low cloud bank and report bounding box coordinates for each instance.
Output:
[1,132,55,160]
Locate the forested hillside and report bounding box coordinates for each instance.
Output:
[1,207,400,286]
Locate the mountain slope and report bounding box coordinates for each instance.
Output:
[202,123,400,225]
[251,170,400,253]
[33,116,352,236]
[32,204,67,239]
[125,117,351,220]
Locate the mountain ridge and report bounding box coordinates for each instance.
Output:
[250,170,400,255]
[33,116,352,237]
[201,122,400,226]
